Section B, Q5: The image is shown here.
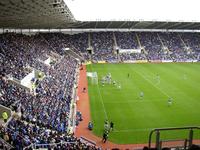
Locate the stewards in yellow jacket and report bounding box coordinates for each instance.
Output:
[2,111,8,123]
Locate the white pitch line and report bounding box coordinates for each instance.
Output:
[90,65,108,119]
[131,68,170,98]
[96,83,108,119]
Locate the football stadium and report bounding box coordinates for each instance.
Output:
[0,0,200,149]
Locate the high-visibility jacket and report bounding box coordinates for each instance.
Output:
[2,112,8,120]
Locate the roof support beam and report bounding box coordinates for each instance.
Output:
[106,21,112,28]
[119,21,127,28]
[165,22,183,29]
[95,21,98,28]
[186,24,200,30]
[176,23,195,29]
[153,22,169,29]
[143,22,157,28]
[131,22,141,28]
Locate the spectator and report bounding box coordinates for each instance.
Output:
[102,130,109,143]
[88,121,93,130]
[2,111,8,123]
[110,121,114,131]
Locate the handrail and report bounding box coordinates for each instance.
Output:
[23,141,76,150]
[0,137,14,149]
[80,136,96,146]
[148,126,200,149]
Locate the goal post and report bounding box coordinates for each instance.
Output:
[87,72,98,84]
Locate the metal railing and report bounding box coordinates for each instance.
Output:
[23,141,76,150]
[0,138,14,150]
[148,126,200,150]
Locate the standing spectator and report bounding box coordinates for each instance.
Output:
[102,130,109,143]
[88,121,93,130]
[104,120,110,132]
[83,87,86,93]
[110,121,114,131]
[3,132,9,143]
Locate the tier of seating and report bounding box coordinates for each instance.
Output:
[0,118,99,150]
[40,31,200,62]
[1,32,200,149]
[0,33,93,149]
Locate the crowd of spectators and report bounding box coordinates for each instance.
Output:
[138,32,164,60]
[115,32,138,49]
[1,31,200,149]
[2,31,196,62]
[91,32,118,62]
[159,32,191,61]
[20,56,77,132]
[0,79,27,107]
[0,118,100,150]
[0,33,95,149]
[180,33,200,51]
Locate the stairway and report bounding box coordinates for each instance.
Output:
[65,47,85,62]
[178,33,192,54]
[113,32,121,62]
[157,33,172,59]
[135,33,148,59]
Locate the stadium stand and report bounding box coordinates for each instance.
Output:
[1,0,200,148]
[0,118,99,150]
[0,31,200,149]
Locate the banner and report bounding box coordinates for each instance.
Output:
[107,60,119,63]
[185,60,198,62]
[44,57,51,66]
[97,61,106,64]
[136,60,148,63]
[150,60,162,63]
[21,70,35,89]
[119,49,141,53]
[85,61,92,65]
[162,60,173,63]
[123,60,136,63]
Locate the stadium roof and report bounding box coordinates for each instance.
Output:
[69,21,200,30]
[0,0,200,30]
[0,0,75,29]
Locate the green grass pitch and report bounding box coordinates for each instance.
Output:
[86,63,200,144]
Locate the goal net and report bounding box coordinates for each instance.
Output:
[87,72,98,84]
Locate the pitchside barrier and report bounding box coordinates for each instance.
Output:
[80,136,96,146]
[23,141,76,150]
[148,126,200,150]
[85,59,199,64]
[69,64,80,133]
[0,137,14,149]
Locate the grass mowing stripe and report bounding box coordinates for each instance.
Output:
[103,99,168,104]
[96,83,108,119]
[114,124,195,132]
[87,63,200,144]
[130,66,170,98]
[90,64,108,119]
